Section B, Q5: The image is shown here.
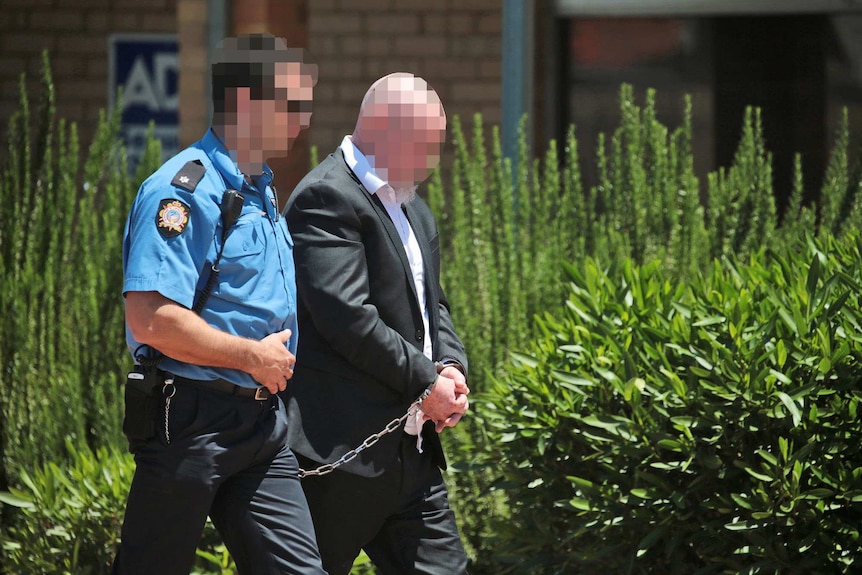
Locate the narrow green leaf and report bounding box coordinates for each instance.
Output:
[724,520,762,531]
[756,449,778,467]
[566,476,596,490]
[776,339,787,368]
[631,488,658,500]
[551,371,594,387]
[800,488,835,500]
[636,525,669,557]
[510,352,539,368]
[0,491,35,509]
[657,439,683,452]
[730,493,752,509]
[806,255,821,300]
[769,369,792,385]
[776,391,802,427]
[736,462,773,482]
[568,497,593,511]
[693,316,725,327]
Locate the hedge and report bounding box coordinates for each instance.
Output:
[479,234,862,573]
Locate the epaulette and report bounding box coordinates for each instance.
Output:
[170,160,206,192]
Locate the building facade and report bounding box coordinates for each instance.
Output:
[0,0,502,193]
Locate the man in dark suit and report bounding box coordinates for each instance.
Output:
[284,73,471,574]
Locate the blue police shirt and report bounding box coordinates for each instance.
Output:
[123,128,297,388]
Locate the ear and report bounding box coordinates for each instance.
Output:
[233,87,252,114]
[220,87,252,117]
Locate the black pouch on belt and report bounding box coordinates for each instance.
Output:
[122,364,163,442]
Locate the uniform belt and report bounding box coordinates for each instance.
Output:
[172,376,272,401]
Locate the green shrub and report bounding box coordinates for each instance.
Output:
[0,441,133,574]
[430,86,861,573]
[0,442,244,574]
[0,52,160,494]
[432,86,858,395]
[480,233,862,573]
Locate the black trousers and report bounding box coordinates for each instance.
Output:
[112,384,326,575]
[298,433,468,575]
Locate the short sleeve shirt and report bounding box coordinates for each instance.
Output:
[122,128,297,388]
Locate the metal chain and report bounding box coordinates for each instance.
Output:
[163,379,176,445]
[298,396,426,479]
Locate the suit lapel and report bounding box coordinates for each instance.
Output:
[335,151,420,306]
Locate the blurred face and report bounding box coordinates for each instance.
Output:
[361,99,446,191]
[241,62,315,159]
[387,102,446,189]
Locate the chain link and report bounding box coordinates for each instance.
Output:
[298,396,425,479]
[163,379,176,445]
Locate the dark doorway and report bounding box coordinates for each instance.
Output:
[713,16,827,211]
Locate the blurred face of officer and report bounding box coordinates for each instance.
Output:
[233,62,315,160]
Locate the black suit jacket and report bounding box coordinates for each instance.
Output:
[284,149,467,477]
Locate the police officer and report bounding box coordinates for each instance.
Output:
[112,34,325,575]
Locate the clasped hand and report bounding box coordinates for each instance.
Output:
[421,365,470,433]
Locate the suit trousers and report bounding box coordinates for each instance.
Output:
[298,432,468,575]
[112,384,326,575]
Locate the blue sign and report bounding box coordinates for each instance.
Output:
[109,34,179,172]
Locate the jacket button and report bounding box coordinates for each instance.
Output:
[415,329,423,341]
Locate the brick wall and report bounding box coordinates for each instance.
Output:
[0,0,503,191]
[177,0,208,148]
[239,0,313,198]
[305,0,502,161]
[0,0,176,154]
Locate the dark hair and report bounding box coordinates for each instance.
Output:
[211,33,317,116]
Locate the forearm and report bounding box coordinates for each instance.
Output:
[126,291,261,373]
[334,313,438,396]
[296,288,437,397]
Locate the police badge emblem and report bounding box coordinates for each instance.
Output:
[156,199,191,238]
